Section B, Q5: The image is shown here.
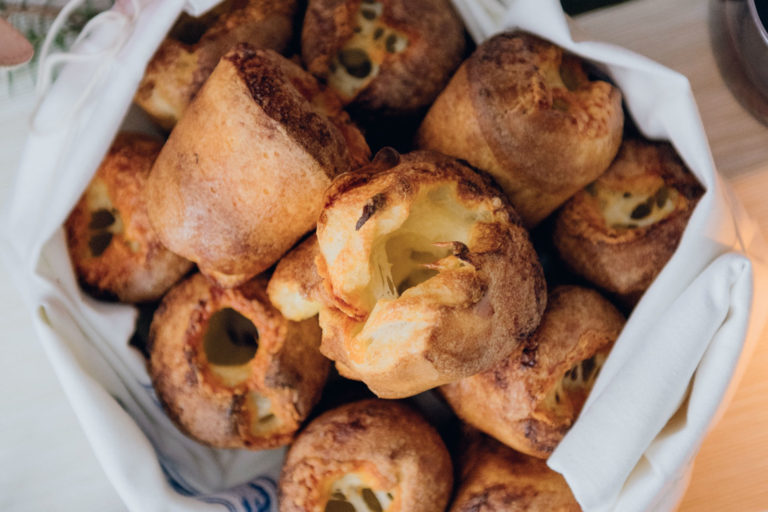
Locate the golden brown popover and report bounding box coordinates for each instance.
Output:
[416,32,624,227]
[146,44,370,289]
[135,0,297,129]
[301,0,465,115]
[554,139,704,304]
[267,234,324,322]
[65,133,193,303]
[450,429,581,512]
[279,399,453,512]
[315,148,546,398]
[441,286,624,458]
[148,273,329,449]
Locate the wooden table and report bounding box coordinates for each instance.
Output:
[576,1,768,510]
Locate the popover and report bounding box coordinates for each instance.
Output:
[302,0,465,115]
[554,139,704,304]
[146,44,370,288]
[135,0,298,129]
[316,148,546,398]
[267,234,324,322]
[148,273,329,449]
[65,132,193,303]
[279,399,453,512]
[441,286,624,458]
[416,31,624,227]
[450,429,581,511]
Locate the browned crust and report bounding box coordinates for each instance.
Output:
[225,44,365,176]
[279,399,453,512]
[450,430,581,512]
[417,31,624,227]
[322,149,523,233]
[554,139,704,303]
[135,0,298,129]
[315,150,546,398]
[148,273,329,449]
[267,234,324,318]
[441,286,625,458]
[273,235,323,299]
[146,46,369,288]
[64,133,193,303]
[301,0,466,114]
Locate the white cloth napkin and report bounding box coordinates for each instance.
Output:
[452,1,768,511]
[2,1,283,511]
[1,0,766,511]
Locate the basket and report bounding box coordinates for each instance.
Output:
[2,0,766,510]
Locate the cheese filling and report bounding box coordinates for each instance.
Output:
[204,308,259,386]
[588,182,679,229]
[203,310,280,434]
[543,351,608,415]
[248,391,279,434]
[86,180,125,257]
[367,185,490,307]
[327,1,408,102]
[326,473,394,512]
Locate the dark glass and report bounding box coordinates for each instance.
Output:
[710,0,768,125]
[559,0,630,15]
[758,1,768,29]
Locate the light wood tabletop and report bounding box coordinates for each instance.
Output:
[576,0,768,510]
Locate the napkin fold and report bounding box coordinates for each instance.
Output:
[1,0,766,511]
[451,2,768,510]
[550,252,757,511]
[2,1,284,510]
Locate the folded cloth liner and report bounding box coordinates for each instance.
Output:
[467,2,768,511]
[1,0,766,511]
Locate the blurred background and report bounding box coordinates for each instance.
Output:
[0,1,107,96]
